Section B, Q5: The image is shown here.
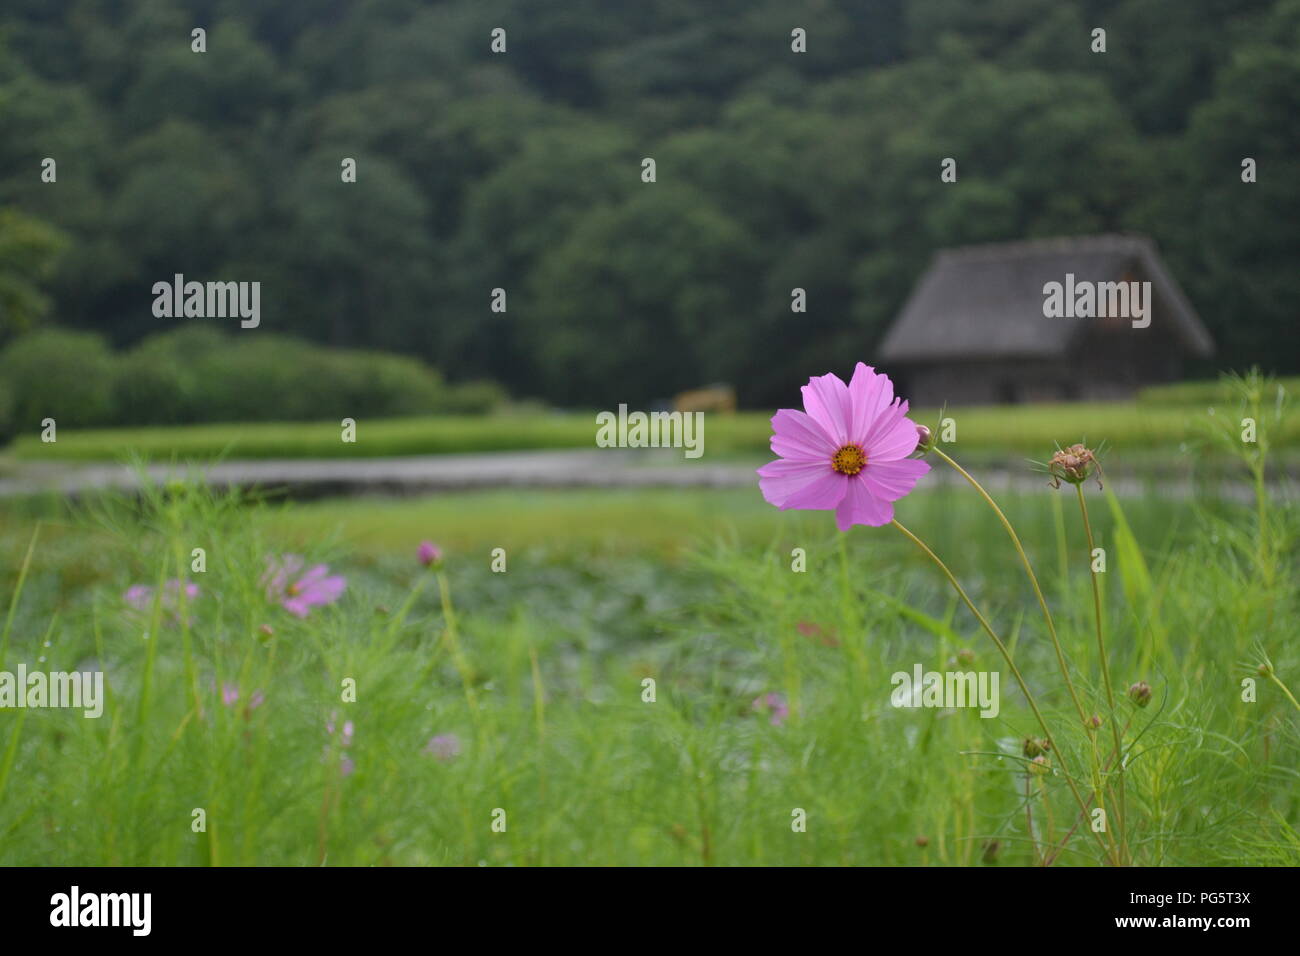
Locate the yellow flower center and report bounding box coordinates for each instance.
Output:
[831,444,867,476]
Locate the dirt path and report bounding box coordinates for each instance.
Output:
[0,448,1274,503]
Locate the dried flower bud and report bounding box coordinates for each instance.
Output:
[1127,680,1152,708]
[915,835,929,848]
[1048,443,1102,488]
[1023,737,1050,758]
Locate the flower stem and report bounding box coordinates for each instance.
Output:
[891,519,1116,863]
[1024,772,1038,865]
[1267,672,1300,713]
[932,448,1088,726]
[1074,483,1127,864]
[1044,714,1134,865]
[436,569,479,718]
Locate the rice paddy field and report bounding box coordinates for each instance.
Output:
[0,377,1296,866]
[6,377,1300,466]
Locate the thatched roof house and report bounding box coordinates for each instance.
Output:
[878,235,1213,404]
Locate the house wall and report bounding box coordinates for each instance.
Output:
[892,300,1189,406]
[898,349,1183,406]
[898,361,1071,406]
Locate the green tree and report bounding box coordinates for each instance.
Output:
[0,208,66,340]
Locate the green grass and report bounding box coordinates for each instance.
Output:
[5,388,1297,463]
[0,461,1295,865]
[1140,375,1300,406]
[0,373,1294,865]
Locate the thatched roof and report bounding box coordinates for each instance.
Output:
[878,235,1214,362]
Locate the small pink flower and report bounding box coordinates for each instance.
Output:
[417,541,443,568]
[326,712,354,747]
[123,579,200,620]
[796,620,839,647]
[752,692,790,727]
[263,555,346,618]
[324,714,356,777]
[124,585,153,610]
[758,363,930,530]
[423,733,461,761]
[219,683,266,718]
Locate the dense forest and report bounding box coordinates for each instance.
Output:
[1,0,1296,407]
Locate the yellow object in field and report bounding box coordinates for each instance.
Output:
[674,384,736,414]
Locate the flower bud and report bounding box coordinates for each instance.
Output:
[1023,737,1050,758]
[1127,680,1152,708]
[914,424,932,454]
[1029,755,1051,776]
[418,540,444,568]
[1086,713,1103,731]
[1047,443,1100,488]
[954,647,975,667]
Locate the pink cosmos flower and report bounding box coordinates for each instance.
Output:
[263,555,346,618]
[758,363,930,530]
[324,713,356,777]
[124,579,199,612]
[417,541,443,568]
[423,733,461,761]
[752,692,790,727]
[326,712,354,747]
[219,683,266,719]
[220,682,240,708]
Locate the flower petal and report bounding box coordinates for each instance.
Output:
[847,363,895,445]
[834,476,895,529]
[282,597,312,618]
[263,554,304,600]
[866,407,926,462]
[769,408,838,461]
[861,457,931,501]
[295,564,332,589]
[800,372,852,446]
[758,458,834,508]
[301,574,347,606]
[782,469,849,511]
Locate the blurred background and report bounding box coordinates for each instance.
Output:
[0,0,1297,459]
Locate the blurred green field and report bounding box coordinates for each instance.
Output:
[1,470,1295,866]
[5,381,1297,464]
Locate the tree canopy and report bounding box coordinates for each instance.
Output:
[0,0,1295,406]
